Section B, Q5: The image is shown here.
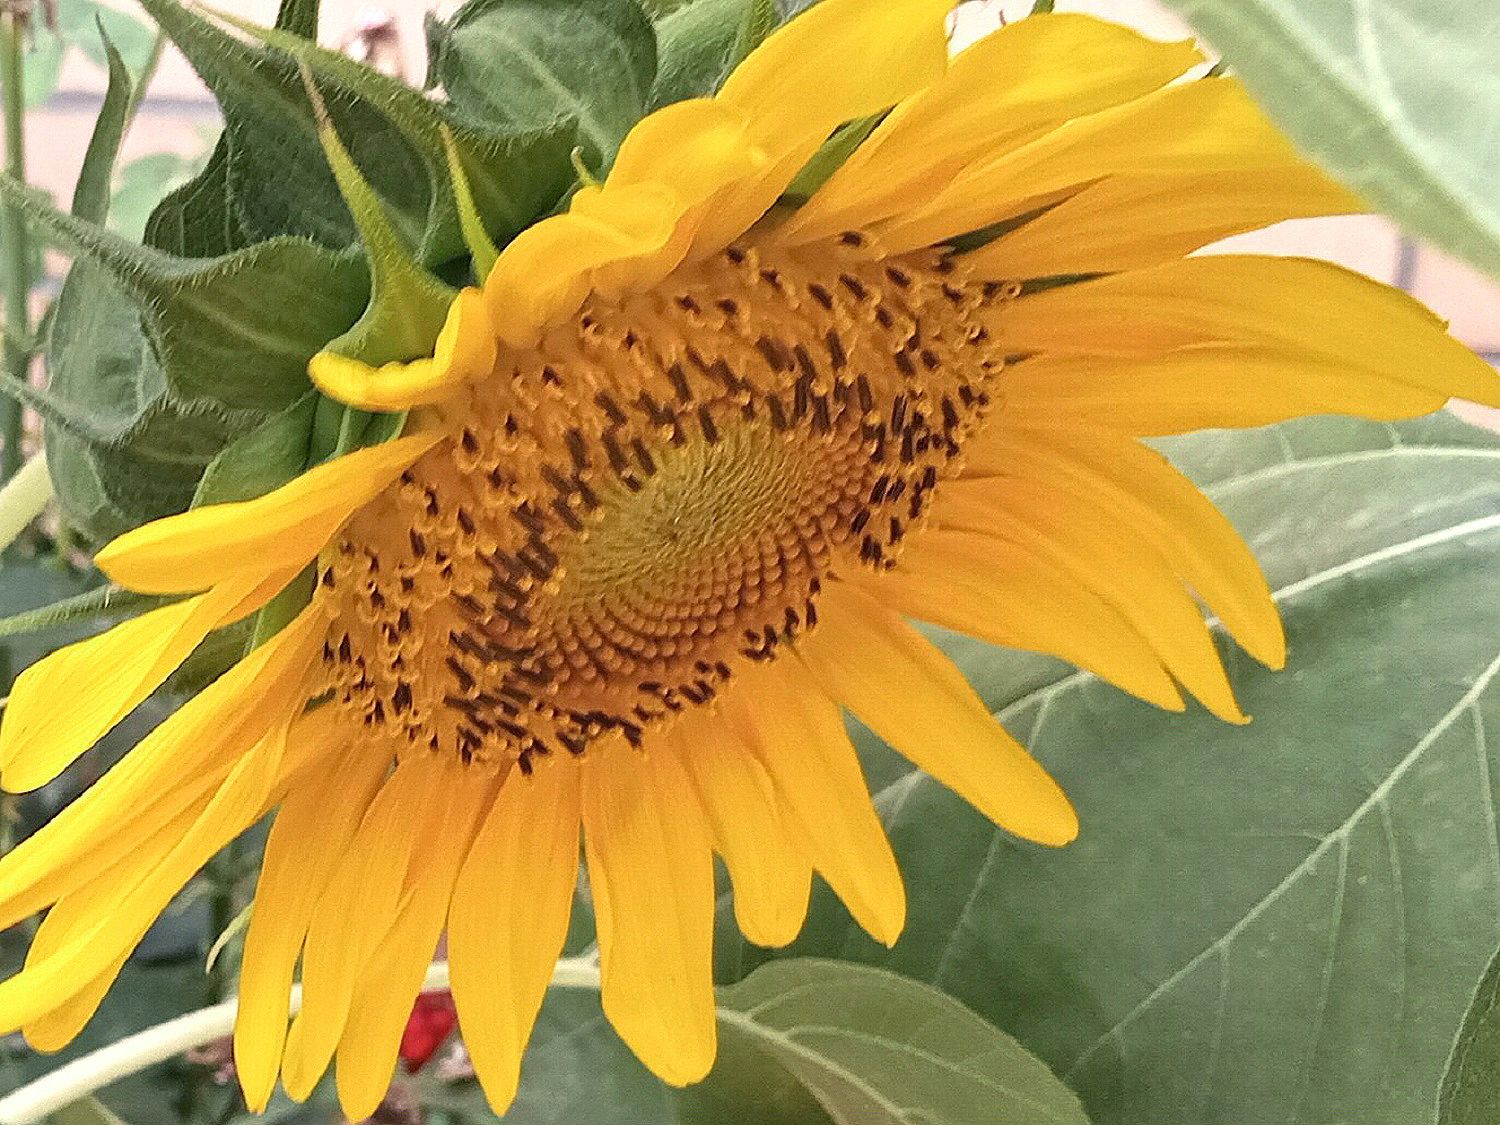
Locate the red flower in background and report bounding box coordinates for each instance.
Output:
[399,990,458,1073]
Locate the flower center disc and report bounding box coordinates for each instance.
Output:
[322,238,1009,769]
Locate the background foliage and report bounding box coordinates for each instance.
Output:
[1,0,1499,1123]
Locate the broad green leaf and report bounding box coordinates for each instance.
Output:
[1157,0,1500,279]
[192,392,316,507]
[1441,942,1500,1124]
[715,413,1500,1124]
[427,0,657,166]
[650,0,749,107]
[679,960,1089,1125]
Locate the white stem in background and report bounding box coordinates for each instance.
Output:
[0,955,603,1124]
[0,451,50,557]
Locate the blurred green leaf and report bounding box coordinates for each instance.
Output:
[20,26,65,109]
[649,0,750,108]
[1158,0,1500,279]
[426,0,657,167]
[679,960,1088,1125]
[110,151,203,241]
[50,1096,131,1125]
[1441,942,1500,1124]
[56,0,159,75]
[714,413,1500,1124]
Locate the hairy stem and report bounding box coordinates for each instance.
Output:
[0,11,28,488]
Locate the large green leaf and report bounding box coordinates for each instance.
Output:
[678,960,1088,1125]
[1158,0,1500,279]
[713,412,1500,1124]
[426,0,657,168]
[1441,942,1500,1125]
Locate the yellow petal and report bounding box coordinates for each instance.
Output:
[937,477,1246,723]
[670,708,811,949]
[0,567,294,793]
[798,582,1077,847]
[583,739,717,1087]
[718,0,953,154]
[234,745,390,1112]
[965,165,1360,278]
[94,432,443,594]
[1001,255,1500,406]
[998,347,1448,436]
[310,288,497,411]
[875,78,1310,255]
[0,604,324,934]
[0,717,291,1033]
[483,184,690,349]
[281,755,446,1100]
[728,659,906,946]
[872,530,1184,711]
[335,769,493,1122]
[448,755,581,1115]
[779,13,1202,244]
[963,425,1284,668]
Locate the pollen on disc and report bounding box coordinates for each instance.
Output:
[319,235,1012,773]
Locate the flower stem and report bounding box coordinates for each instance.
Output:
[0,450,49,556]
[0,957,604,1124]
[0,10,29,489]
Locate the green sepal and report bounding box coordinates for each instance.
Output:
[726,0,777,72]
[301,70,454,370]
[440,126,498,280]
[71,24,134,226]
[0,584,168,641]
[650,0,755,108]
[193,392,317,508]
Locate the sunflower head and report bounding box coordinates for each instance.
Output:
[0,1,1496,1122]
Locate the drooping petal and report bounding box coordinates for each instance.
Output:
[998,347,1448,436]
[728,659,906,946]
[94,433,444,594]
[281,755,447,1100]
[310,288,497,411]
[960,427,1285,668]
[234,742,390,1112]
[582,739,717,1087]
[449,756,581,1114]
[964,165,1360,278]
[1000,255,1500,406]
[670,707,812,949]
[866,530,1184,711]
[936,476,1247,722]
[798,582,1077,846]
[0,567,296,793]
[874,78,1315,255]
[0,605,324,934]
[335,770,495,1122]
[779,13,1202,244]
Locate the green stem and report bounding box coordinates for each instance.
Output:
[0,11,30,490]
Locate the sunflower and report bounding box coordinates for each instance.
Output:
[0,1,1495,1118]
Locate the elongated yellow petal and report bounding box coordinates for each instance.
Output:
[779,13,1201,244]
[234,744,389,1112]
[872,531,1184,711]
[938,478,1246,722]
[335,770,493,1122]
[310,288,497,411]
[0,567,295,793]
[1001,255,1500,406]
[0,717,292,1033]
[94,433,443,594]
[670,708,811,948]
[729,659,906,946]
[998,347,1447,436]
[718,0,953,153]
[0,605,323,934]
[450,756,581,1115]
[965,165,1360,278]
[875,78,1309,255]
[583,739,717,1087]
[798,582,1077,846]
[281,755,446,1100]
[960,427,1285,668]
